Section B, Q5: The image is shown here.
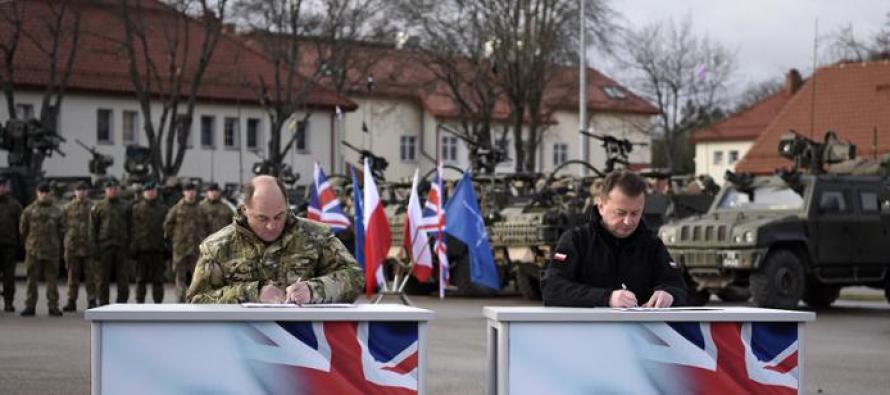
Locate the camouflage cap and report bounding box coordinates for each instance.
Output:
[206,182,220,191]
[36,181,51,192]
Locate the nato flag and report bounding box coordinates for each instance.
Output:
[444,171,499,290]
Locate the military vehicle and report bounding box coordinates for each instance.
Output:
[660,130,890,309]
[0,118,66,204]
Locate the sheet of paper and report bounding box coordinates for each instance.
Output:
[616,307,724,311]
[240,303,356,308]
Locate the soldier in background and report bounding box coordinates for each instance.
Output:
[200,182,232,236]
[130,182,168,303]
[0,175,23,312]
[91,178,131,306]
[62,182,96,311]
[164,182,208,302]
[19,182,64,316]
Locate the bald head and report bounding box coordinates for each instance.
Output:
[243,175,288,208]
[241,176,290,242]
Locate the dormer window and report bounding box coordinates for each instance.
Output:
[602,86,627,100]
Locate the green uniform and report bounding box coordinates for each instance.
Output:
[20,199,64,311]
[200,198,232,237]
[188,215,363,304]
[63,197,96,309]
[130,198,168,303]
[164,198,208,302]
[91,196,131,305]
[0,194,22,309]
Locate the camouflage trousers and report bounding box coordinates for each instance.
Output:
[0,245,15,306]
[24,255,59,310]
[65,253,96,306]
[135,252,165,303]
[97,246,129,306]
[173,255,197,303]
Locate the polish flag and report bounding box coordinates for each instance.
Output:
[362,158,391,296]
[404,169,433,282]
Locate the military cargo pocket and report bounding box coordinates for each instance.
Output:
[282,258,315,285]
[229,260,254,282]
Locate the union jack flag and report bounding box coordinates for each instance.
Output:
[240,321,419,395]
[638,321,799,394]
[307,162,351,232]
[420,164,449,298]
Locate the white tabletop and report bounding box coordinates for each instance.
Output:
[85,303,434,322]
[483,306,815,322]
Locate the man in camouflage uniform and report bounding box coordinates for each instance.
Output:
[200,182,232,236]
[0,176,22,312]
[62,182,96,311]
[165,182,209,302]
[20,182,64,316]
[130,182,168,303]
[91,178,131,305]
[188,175,362,304]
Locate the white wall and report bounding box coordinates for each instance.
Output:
[1,90,335,187]
[694,140,753,185]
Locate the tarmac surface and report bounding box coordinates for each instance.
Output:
[0,282,888,394]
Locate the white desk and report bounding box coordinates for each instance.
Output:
[484,306,815,395]
[86,303,434,395]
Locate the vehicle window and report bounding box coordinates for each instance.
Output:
[717,185,804,211]
[860,191,878,212]
[818,191,847,213]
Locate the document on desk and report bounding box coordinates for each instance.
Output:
[240,303,355,308]
[616,307,724,311]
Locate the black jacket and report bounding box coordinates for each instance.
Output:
[541,211,687,307]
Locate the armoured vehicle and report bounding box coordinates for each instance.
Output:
[660,131,890,309]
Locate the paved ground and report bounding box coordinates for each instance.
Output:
[1,282,888,394]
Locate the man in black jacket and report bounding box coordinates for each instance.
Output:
[541,170,686,307]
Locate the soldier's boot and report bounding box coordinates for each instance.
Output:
[63,300,77,312]
[87,299,97,309]
[20,306,35,316]
[3,300,14,312]
[48,307,63,317]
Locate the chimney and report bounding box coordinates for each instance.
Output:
[785,68,802,95]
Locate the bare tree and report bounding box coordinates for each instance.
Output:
[828,13,890,62]
[0,0,81,132]
[234,0,390,176]
[734,77,783,113]
[618,16,735,173]
[116,0,229,181]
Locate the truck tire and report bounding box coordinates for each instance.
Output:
[516,271,542,301]
[451,254,499,297]
[684,273,710,306]
[750,250,805,309]
[402,276,437,296]
[716,286,751,303]
[802,278,840,308]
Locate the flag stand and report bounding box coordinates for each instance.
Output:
[370,263,414,306]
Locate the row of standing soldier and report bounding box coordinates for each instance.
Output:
[0,176,232,316]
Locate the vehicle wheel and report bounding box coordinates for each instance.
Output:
[516,271,542,301]
[450,254,498,297]
[684,273,710,306]
[802,277,840,308]
[402,276,437,295]
[716,286,751,303]
[750,250,805,309]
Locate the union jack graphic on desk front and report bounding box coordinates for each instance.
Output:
[239,321,419,395]
[637,321,799,394]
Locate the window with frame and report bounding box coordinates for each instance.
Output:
[200,115,215,148]
[860,191,878,212]
[819,191,847,213]
[176,114,193,148]
[295,120,308,152]
[400,135,416,161]
[224,117,240,149]
[15,103,34,120]
[728,150,739,164]
[602,86,627,100]
[713,151,724,166]
[441,135,458,161]
[246,118,261,151]
[122,111,139,145]
[97,109,113,144]
[496,138,512,163]
[553,143,568,166]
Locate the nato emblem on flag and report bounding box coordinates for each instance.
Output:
[444,171,499,290]
[307,162,351,232]
[239,321,419,395]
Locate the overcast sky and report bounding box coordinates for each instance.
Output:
[598,0,889,97]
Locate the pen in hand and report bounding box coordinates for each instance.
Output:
[621,283,638,307]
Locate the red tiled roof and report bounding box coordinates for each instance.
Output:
[689,88,795,144]
[736,61,890,174]
[5,0,354,110]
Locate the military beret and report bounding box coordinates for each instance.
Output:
[75,181,89,191]
[182,182,197,191]
[105,177,120,187]
[206,182,220,191]
[0,175,7,183]
[143,181,159,191]
[36,182,51,192]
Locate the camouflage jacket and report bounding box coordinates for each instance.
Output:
[91,197,130,249]
[20,200,64,260]
[187,215,363,304]
[130,198,168,253]
[63,197,92,257]
[164,198,208,260]
[0,194,22,247]
[200,198,232,237]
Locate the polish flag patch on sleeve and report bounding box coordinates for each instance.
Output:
[553,252,567,262]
